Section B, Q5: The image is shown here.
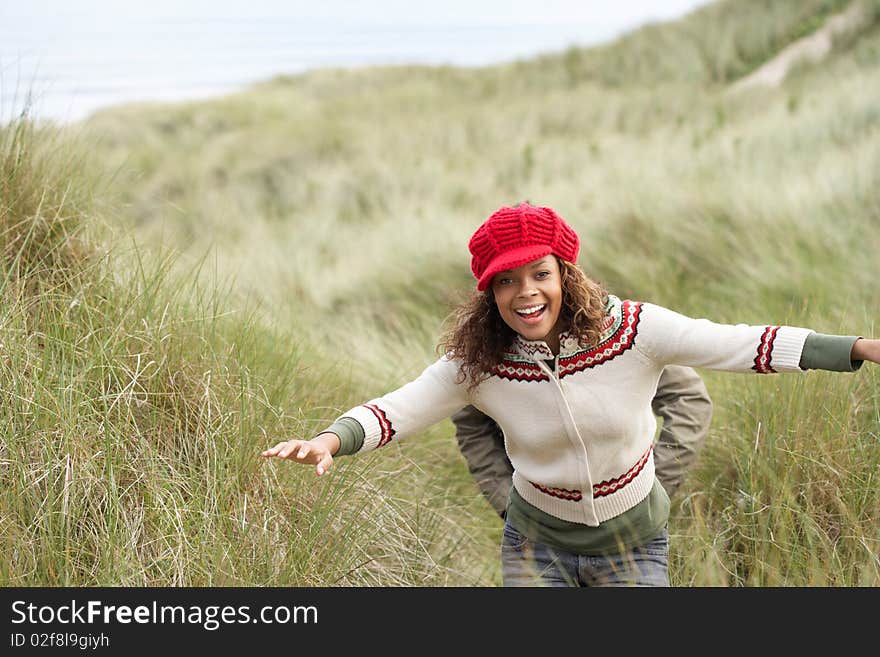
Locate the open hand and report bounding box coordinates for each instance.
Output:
[261,436,336,476]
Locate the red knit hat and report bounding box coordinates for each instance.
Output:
[469,203,580,291]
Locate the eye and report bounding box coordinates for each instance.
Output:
[497,277,513,285]
[536,270,551,279]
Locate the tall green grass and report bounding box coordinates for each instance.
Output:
[3,0,879,585]
[0,120,496,586]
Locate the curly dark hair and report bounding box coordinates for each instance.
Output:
[438,257,609,391]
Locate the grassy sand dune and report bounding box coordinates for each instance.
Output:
[2,0,879,585]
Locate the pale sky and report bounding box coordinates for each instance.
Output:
[3,1,710,24]
[1,1,713,122]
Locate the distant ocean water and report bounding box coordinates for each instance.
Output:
[0,2,708,123]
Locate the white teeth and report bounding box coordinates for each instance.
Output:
[515,304,546,315]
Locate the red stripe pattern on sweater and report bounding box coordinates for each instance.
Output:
[558,300,643,378]
[492,360,550,383]
[752,326,779,374]
[530,482,583,501]
[362,403,396,447]
[592,444,653,498]
[529,443,653,503]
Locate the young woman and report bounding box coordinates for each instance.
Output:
[262,203,880,586]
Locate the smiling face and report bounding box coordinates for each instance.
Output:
[491,256,566,354]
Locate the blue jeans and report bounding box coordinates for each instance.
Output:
[500,519,669,587]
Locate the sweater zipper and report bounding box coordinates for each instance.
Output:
[539,353,599,526]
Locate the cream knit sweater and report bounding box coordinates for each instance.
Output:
[337,295,813,527]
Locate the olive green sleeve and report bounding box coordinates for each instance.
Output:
[318,417,365,456]
[452,405,513,518]
[651,365,713,496]
[799,333,863,372]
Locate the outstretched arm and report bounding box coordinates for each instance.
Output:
[262,355,469,475]
[635,301,875,375]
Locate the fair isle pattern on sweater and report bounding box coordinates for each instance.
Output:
[529,443,653,502]
[494,296,642,383]
[530,482,583,502]
[592,443,653,498]
[492,355,549,382]
[558,300,642,378]
[513,339,555,360]
[753,326,781,373]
